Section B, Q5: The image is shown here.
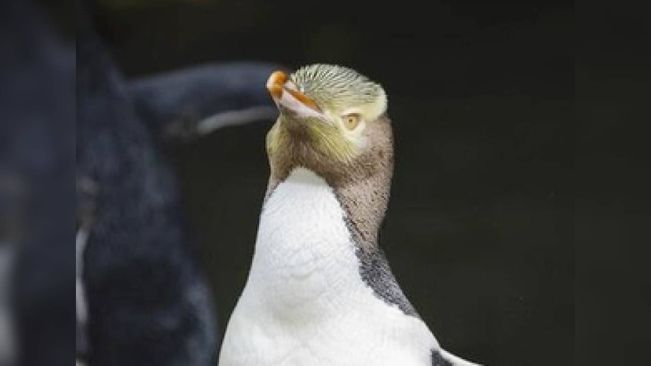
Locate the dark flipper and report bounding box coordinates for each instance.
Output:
[433,349,481,366]
[127,63,282,141]
[432,350,454,366]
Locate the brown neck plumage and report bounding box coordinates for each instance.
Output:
[265,115,394,249]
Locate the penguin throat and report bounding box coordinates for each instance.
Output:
[253,168,412,316]
[252,168,364,312]
[265,165,391,250]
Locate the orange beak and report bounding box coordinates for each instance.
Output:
[266,70,287,100]
[266,70,321,113]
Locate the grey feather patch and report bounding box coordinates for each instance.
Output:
[431,350,453,366]
[344,218,418,317]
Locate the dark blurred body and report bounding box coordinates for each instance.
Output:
[76,1,281,365]
[1,1,75,365]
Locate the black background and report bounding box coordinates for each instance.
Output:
[92,1,574,365]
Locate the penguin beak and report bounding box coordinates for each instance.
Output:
[266,71,323,119]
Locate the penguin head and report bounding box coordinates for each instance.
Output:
[265,64,393,185]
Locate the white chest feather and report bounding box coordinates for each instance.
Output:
[219,168,438,366]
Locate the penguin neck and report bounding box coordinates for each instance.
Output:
[266,164,392,250]
[250,168,389,314]
[330,169,391,249]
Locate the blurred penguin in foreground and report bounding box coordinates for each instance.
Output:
[2,0,279,365]
[1,1,74,365]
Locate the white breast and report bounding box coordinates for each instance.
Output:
[219,168,438,366]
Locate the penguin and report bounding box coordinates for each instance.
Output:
[76,6,218,364]
[219,64,480,366]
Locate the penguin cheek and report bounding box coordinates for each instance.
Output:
[348,125,369,150]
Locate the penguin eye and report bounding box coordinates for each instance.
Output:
[342,114,361,130]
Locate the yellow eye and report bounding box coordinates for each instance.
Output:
[343,114,361,130]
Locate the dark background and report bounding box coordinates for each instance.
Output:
[91,1,574,365]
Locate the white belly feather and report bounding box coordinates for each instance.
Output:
[219,168,438,366]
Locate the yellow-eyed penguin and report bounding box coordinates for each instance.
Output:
[219,64,480,366]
